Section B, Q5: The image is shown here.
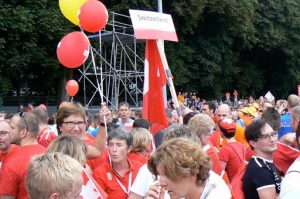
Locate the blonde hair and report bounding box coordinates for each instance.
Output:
[163,124,201,145]
[188,113,215,136]
[131,127,152,153]
[47,135,87,164]
[26,152,83,199]
[148,138,211,186]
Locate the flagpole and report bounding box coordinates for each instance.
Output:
[158,0,168,109]
[156,40,183,124]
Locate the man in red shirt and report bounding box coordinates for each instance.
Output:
[0,120,21,182]
[210,104,248,150]
[0,112,46,199]
[93,127,142,199]
[32,107,57,148]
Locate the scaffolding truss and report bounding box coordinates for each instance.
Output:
[78,12,145,110]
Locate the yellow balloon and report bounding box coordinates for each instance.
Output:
[59,0,89,25]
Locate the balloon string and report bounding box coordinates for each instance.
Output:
[98,30,108,137]
[90,42,103,101]
[87,30,108,136]
[99,30,104,103]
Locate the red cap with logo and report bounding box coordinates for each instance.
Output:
[219,118,236,134]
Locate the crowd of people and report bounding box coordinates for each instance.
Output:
[0,92,300,199]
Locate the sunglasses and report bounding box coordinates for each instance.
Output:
[19,112,29,130]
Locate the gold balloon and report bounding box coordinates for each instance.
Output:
[59,0,88,25]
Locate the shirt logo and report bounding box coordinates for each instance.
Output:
[107,172,113,181]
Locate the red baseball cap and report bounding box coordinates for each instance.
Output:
[219,118,236,133]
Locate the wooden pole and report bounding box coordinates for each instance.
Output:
[156,40,183,124]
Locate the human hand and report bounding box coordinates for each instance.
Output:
[144,181,165,199]
[99,102,112,123]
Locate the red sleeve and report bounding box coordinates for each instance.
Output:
[219,146,230,163]
[0,163,18,196]
[274,142,300,175]
[209,132,219,148]
[206,148,223,175]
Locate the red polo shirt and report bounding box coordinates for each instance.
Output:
[93,159,142,199]
[0,144,21,182]
[128,152,149,164]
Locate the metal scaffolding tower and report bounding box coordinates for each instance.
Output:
[78,12,145,110]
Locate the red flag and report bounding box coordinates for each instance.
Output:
[143,40,168,134]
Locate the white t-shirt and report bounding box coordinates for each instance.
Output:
[130,164,155,197]
[129,164,171,199]
[130,165,230,199]
[280,157,300,199]
[200,171,231,199]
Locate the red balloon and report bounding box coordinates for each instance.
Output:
[57,31,90,68]
[78,0,108,33]
[66,80,79,97]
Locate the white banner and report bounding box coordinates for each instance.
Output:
[129,10,178,42]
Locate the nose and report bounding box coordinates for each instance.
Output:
[111,144,117,152]
[73,124,80,130]
[159,176,167,184]
[270,135,277,142]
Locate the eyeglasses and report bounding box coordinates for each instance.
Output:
[19,112,29,130]
[62,121,86,129]
[0,131,9,136]
[257,132,278,141]
[217,114,228,118]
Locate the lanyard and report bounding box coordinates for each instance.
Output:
[115,172,132,195]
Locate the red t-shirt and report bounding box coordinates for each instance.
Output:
[0,144,46,198]
[219,142,245,181]
[203,143,230,184]
[273,142,300,176]
[36,127,57,148]
[93,159,142,199]
[128,152,149,164]
[0,144,21,182]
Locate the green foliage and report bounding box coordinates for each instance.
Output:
[166,0,300,99]
[0,0,73,97]
[1,0,300,102]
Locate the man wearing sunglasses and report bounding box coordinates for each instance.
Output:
[0,112,46,199]
[243,119,281,199]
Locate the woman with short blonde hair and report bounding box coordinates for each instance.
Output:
[129,128,153,164]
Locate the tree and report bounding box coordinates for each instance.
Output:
[0,0,74,103]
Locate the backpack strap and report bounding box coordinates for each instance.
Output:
[227,143,245,163]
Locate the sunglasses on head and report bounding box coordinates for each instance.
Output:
[19,112,29,130]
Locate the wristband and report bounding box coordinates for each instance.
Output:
[99,122,106,127]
